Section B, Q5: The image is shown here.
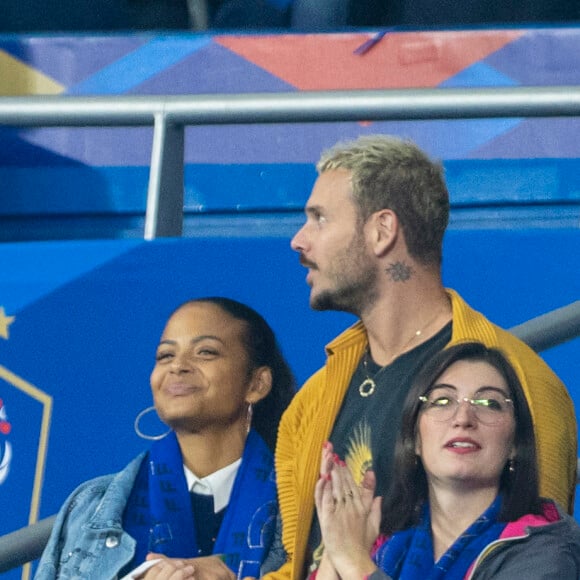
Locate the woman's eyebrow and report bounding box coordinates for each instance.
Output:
[431,382,457,390]
[474,385,511,397]
[190,335,224,345]
[157,335,225,347]
[431,383,510,397]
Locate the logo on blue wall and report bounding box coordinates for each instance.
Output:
[0,398,12,484]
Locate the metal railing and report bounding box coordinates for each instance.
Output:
[510,301,580,353]
[0,516,55,574]
[1,85,580,239]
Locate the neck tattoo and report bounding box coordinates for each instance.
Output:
[358,308,446,397]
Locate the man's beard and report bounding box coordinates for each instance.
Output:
[310,241,378,315]
[311,273,377,314]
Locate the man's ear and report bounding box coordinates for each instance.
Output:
[370,209,398,256]
[246,366,273,404]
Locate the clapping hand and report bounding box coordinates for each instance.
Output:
[313,442,381,579]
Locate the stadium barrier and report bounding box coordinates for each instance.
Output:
[1,86,579,239]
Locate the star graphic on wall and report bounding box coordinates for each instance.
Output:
[0,307,15,340]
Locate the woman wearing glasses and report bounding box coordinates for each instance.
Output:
[311,341,580,579]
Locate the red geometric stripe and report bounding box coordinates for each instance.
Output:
[216,30,524,90]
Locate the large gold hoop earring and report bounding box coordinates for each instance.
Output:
[134,406,170,441]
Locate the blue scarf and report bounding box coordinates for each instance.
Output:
[123,429,277,578]
[374,496,507,580]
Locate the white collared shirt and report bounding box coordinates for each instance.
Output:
[183,458,241,513]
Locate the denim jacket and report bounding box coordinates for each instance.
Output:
[34,453,145,579]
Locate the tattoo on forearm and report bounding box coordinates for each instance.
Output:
[385,261,414,282]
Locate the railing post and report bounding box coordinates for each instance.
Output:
[144,111,185,240]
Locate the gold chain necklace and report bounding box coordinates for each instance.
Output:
[358,309,446,397]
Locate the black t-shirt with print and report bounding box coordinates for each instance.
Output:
[305,322,452,575]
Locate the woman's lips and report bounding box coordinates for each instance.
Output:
[445,438,481,453]
[164,383,200,396]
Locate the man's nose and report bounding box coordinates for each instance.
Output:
[290,224,307,252]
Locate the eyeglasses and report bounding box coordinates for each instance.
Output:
[419,387,514,425]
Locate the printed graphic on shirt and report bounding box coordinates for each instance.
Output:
[344,421,373,485]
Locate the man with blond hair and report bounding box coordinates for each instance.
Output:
[262,135,577,580]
